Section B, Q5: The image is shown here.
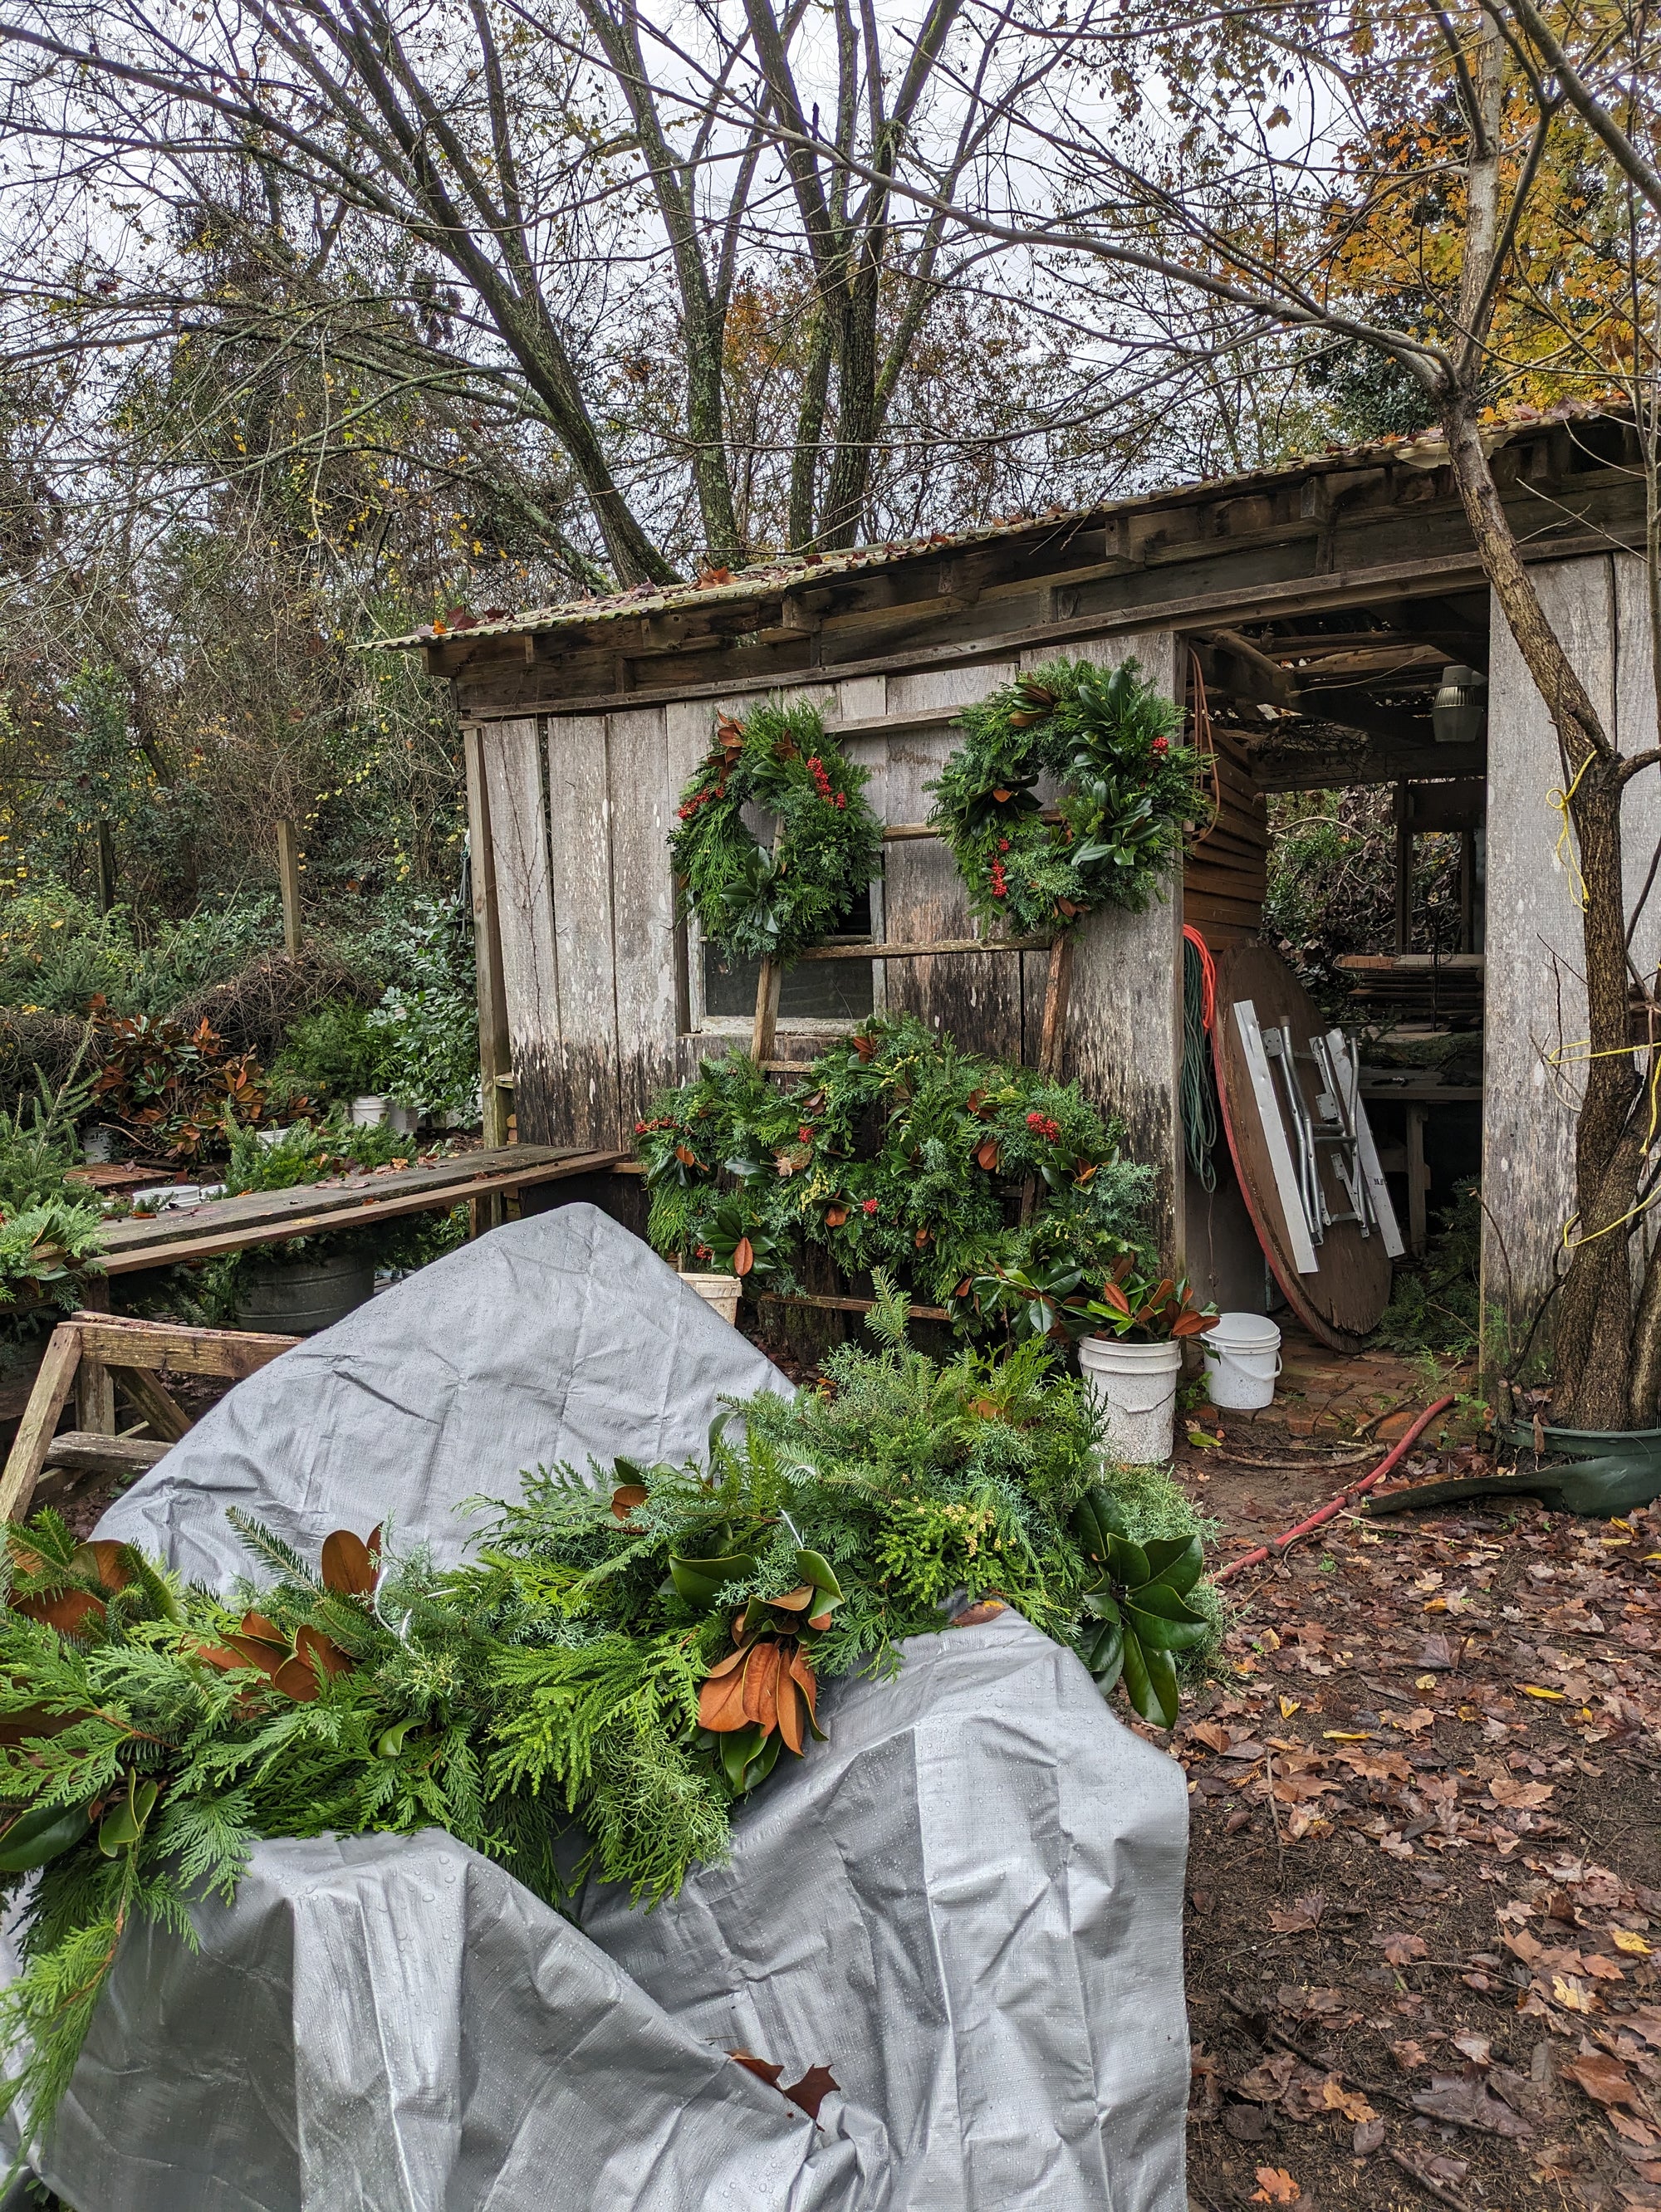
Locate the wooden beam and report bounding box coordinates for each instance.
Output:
[276,819,303,957]
[0,1324,83,1523]
[76,1351,115,1436]
[70,1314,301,1378]
[1037,932,1075,1079]
[752,955,783,1063]
[793,933,1053,962]
[462,727,513,1156]
[757,1290,952,1322]
[42,1432,170,1479]
[110,1365,192,1442]
[96,1151,625,1273]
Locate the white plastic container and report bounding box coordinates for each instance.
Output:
[386,1102,420,1138]
[679,1270,742,1326]
[350,1094,390,1127]
[1078,1334,1183,1465]
[1202,1312,1282,1410]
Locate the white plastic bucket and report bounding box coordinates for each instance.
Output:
[680,1270,742,1327]
[350,1094,390,1127]
[386,1102,420,1138]
[1202,1311,1282,1410]
[1078,1334,1183,1465]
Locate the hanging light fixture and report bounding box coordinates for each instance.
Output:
[1432,664,1487,746]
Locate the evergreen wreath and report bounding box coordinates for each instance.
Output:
[928,656,1209,936]
[669,698,884,966]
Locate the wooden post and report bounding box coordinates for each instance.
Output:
[277,819,302,957]
[1459,827,1477,952]
[75,1352,115,1436]
[752,956,783,1064]
[1036,933,1074,1079]
[1406,1104,1429,1258]
[0,1324,82,1524]
[93,821,115,916]
[1393,783,1412,954]
[463,728,513,1228]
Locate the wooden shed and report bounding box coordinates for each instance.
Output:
[367,405,1655,1361]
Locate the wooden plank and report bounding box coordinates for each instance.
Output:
[95,1147,578,1259]
[97,1150,623,1273]
[0,1324,83,1524]
[546,713,621,1147]
[757,1291,952,1322]
[43,1432,169,1478]
[1037,932,1075,1079]
[110,1365,192,1442]
[463,726,513,1157]
[793,933,1052,962]
[76,1353,115,1436]
[752,955,783,1061]
[277,819,303,957]
[482,717,563,1144]
[606,704,680,1128]
[71,1314,301,1378]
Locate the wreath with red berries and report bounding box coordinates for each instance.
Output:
[927,657,1208,937]
[669,698,884,966]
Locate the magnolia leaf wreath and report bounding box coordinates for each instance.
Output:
[928,656,1210,935]
[669,698,884,966]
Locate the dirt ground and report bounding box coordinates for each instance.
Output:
[1166,1335,1661,2212]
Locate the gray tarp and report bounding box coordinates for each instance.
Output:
[13,1205,1189,2210]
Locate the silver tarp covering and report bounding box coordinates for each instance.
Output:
[12,1205,1188,2209]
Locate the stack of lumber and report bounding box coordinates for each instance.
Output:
[1335,952,1484,1027]
[1183,727,1268,944]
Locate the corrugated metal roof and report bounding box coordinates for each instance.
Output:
[360,401,1605,654]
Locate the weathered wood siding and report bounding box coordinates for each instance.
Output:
[474,644,1185,1244]
[1482,553,1660,1358]
[1037,633,1187,1257]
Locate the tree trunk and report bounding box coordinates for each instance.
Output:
[1441,392,1644,1426]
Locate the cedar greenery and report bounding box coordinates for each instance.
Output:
[928,657,1209,935]
[669,699,884,965]
[634,1012,1154,1329]
[0,1292,1217,2157]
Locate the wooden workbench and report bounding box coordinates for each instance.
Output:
[91,1144,625,1274]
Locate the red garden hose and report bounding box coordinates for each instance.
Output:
[1212,1396,1458,1585]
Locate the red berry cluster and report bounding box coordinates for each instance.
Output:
[797,1124,816,1145]
[633,1114,675,1136]
[677,785,716,823]
[805,755,846,809]
[1026,1110,1062,1143]
[861,1197,879,1215]
[989,859,1008,899]
[1151,736,1169,755]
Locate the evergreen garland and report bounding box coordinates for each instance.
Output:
[928,657,1211,934]
[0,1304,1218,2159]
[635,1012,1154,1332]
[669,699,884,965]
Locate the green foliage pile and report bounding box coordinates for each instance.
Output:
[0,1296,1217,2153]
[0,884,282,1025]
[0,1069,104,1319]
[1373,1181,1482,1358]
[928,658,1207,935]
[669,699,884,964]
[635,1013,1154,1332]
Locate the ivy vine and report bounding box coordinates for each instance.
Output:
[669,698,884,966]
[927,656,1210,936]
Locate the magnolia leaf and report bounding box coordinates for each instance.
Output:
[670,1552,758,1607]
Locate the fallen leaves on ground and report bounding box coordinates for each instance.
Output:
[1178,1457,1661,2212]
